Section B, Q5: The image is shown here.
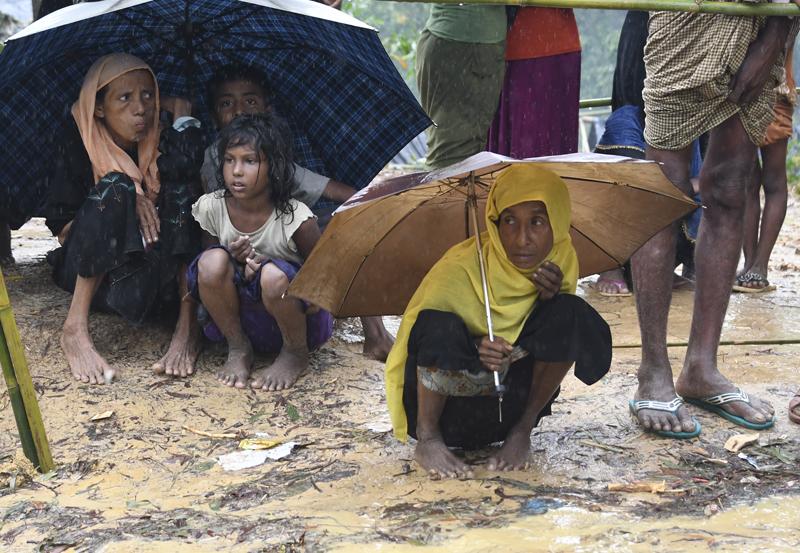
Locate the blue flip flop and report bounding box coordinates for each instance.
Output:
[629,397,702,439]
[685,388,775,430]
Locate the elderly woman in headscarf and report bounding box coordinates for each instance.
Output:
[385,165,612,479]
[43,53,205,384]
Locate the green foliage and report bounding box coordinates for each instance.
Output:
[343,0,429,94]
[574,9,626,100]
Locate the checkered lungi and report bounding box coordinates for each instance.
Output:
[643,1,791,150]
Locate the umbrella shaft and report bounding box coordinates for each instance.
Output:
[468,174,495,342]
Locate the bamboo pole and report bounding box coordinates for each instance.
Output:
[387,0,800,17]
[0,269,54,473]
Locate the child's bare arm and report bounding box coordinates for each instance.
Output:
[292,219,322,260]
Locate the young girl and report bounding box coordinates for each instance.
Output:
[188,114,332,390]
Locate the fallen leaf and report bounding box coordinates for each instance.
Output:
[90,410,114,422]
[239,438,282,450]
[724,433,759,453]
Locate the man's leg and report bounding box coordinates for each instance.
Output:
[487,360,571,471]
[414,376,474,479]
[676,114,773,424]
[632,145,697,433]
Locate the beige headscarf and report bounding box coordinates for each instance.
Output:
[71,53,161,201]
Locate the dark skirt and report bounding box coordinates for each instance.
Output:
[403,294,612,449]
[48,171,201,324]
[486,52,581,158]
[186,245,334,353]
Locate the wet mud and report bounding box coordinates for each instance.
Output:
[2,198,800,551]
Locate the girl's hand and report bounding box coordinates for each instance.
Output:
[229,235,254,263]
[533,261,563,300]
[475,336,513,372]
[244,253,267,281]
[136,194,160,245]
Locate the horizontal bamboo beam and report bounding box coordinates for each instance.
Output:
[386,0,800,16]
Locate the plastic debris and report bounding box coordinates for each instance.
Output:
[89,410,114,421]
[217,442,296,471]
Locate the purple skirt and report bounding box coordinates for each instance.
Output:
[487,52,581,158]
[187,246,333,353]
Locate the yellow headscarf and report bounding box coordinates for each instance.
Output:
[72,53,161,202]
[384,165,579,441]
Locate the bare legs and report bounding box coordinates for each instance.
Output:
[196,248,309,391]
[414,360,572,478]
[634,114,774,431]
[487,361,571,471]
[152,267,201,377]
[197,248,252,388]
[361,316,394,362]
[414,379,474,479]
[740,138,788,288]
[61,274,113,384]
[250,264,309,391]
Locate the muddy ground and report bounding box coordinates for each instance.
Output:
[2,198,800,552]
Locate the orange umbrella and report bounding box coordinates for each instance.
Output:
[289,151,697,317]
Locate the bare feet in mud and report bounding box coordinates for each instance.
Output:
[152,325,201,377]
[216,341,253,389]
[250,347,308,391]
[633,369,696,433]
[415,437,474,479]
[676,368,774,426]
[361,317,394,362]
[789,390,800,425]
[61,324,114,385]
[487,427,531,471]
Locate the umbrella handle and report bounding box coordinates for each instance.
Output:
[467,173,494,343]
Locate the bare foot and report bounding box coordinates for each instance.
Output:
[216,341,253,389]
[788,390,800,425]
[415,436,473,479]
[676,367,774,426]
[61,324,114,385]
[594,268,630,295]
[487,427,531,471]
[152,324,201,377]
[633,366,697,433]
[362,317,394,362]
[250,347,308,391]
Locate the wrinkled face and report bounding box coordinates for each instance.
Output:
[223,143,270,201]
[94,69,155,151]
[497,200,554,270]
[213,79,269,129]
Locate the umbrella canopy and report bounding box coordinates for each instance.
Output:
[288,151,698,317]
[0,0,430,226]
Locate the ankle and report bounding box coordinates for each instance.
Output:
[416,425,443,443]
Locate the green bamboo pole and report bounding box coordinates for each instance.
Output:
[0,270,54,473]
[387,0,800,17]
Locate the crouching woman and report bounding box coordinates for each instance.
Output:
[384,165,612,478]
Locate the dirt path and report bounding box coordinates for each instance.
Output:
[2,198,800,552]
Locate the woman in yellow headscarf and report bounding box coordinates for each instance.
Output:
[42,53,205,386]
[384,164,612,479]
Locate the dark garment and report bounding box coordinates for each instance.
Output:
[186,245,334,352]
[45,121,204,323]
[611,11,649,113]
[402,294,612,450]
[487,52,581,158]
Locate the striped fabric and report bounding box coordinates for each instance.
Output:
[643,0,792,150]
[0,0,430,224]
